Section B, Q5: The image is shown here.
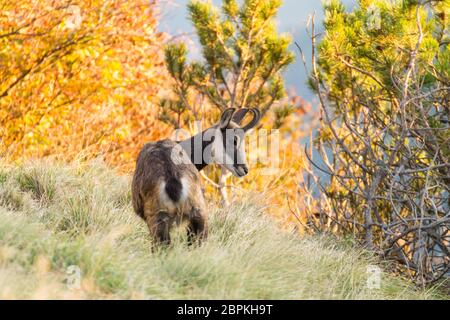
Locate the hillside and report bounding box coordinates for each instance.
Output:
[0,161,444,299]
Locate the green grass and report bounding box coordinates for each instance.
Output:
[0,160,445,299]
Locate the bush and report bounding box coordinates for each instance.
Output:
[301,0,449,287]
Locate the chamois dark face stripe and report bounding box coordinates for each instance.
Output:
[178,121,247,172]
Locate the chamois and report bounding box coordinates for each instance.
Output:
[131,108,261,246]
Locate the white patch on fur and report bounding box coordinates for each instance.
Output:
[158,177,190,211]
[179,177,190,202]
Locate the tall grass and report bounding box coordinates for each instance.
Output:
[0,160,445,299]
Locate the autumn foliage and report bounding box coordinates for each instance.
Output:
[1,0,448,291]
[0,0,168,166]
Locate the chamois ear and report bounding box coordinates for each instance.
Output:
[242,108,261,132]
[219,108,236,129]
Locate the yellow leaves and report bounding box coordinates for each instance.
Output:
[23,112,36,127]
[0,0,168,166]
[75,47,99,60]
[114,126,130,140]
[62,5,83,31]
[318,126,333,143]
[100,60,124,83]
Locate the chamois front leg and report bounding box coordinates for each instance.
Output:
[187,207,207,245]
[147,211,171,246]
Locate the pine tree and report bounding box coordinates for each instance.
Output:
[161,0,295,128]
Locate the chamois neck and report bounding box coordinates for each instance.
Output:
[178,127,216,171]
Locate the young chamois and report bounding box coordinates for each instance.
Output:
[131,108,261,246]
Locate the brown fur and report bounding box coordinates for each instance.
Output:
[131,108,261,247]
[131,139,207,246]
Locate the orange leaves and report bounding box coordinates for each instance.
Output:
[1,0,169,168]
[0,0,317,227]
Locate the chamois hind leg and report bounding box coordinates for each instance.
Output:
[187,208,207,245]
[147,211,171,246]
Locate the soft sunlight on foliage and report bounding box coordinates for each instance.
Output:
[1,0,448,296]
[0,0,168,165]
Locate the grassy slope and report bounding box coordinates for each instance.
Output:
[0,160,444,299]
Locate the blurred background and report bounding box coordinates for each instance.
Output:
[159,0,356,102]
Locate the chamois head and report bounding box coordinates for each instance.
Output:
[209,108,261,177]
